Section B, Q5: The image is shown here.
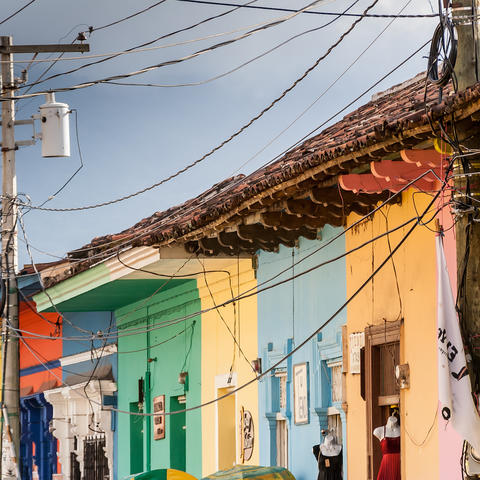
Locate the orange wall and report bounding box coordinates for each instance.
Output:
[345,189,440,479]
[19,301,62,393]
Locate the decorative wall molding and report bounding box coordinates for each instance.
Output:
[44,380,117,480]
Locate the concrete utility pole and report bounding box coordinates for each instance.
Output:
[1,35,20,480]
[0,36,88,478]
[451,0,480,388]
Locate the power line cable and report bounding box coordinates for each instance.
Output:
[177,0,439,18]
[11,38,434,284]
[17,210,94,336]
[10,184,446,343]
[0,0,36,26]
[10,202,443,345]
[4,8,331,65]
[20,108,85,218]
[11,38,432,284]
[14,0,323,93]
[13,164,449,345]
[197,256,255,373]
[229,0,417,174]
[10,210,419,341]
[87,0,167,33]
[13,0,267,91]
[258,41,433,174]
[105,0,362,88]
[117,322,193,354]
[13,171,451,416]
[6,40,430,264]
[14,139,454,340]
[14,0,380,213]
[11,39,439,288]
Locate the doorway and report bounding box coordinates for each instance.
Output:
[217,387,236,470]
[365,321,401,480]
[170,396,186,471]
[130,402,143,474]
[83,435,109,480]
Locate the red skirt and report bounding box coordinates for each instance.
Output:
[377,453,400,480]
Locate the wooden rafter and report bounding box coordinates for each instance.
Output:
[261,212,327,230]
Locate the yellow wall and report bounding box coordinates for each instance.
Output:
[198,259,259,476]
[345,189,439,479]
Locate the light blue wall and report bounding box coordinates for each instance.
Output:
[257,227,347,480]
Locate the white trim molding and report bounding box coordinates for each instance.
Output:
[60,344,117,367]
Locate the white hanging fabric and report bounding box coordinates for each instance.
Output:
[436,236,480,451]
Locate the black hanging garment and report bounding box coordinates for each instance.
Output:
[313,444,342,480]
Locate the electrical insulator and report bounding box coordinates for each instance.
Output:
[39,93,71,157]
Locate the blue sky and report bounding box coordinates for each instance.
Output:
[1,0,437,267]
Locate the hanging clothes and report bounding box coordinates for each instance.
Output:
[377,428,400,480]
[313,444,342,480]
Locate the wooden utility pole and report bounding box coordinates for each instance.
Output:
[0,36,88,478]
[452,0,480,389]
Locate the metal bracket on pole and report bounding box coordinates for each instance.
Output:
[0,118,37,148]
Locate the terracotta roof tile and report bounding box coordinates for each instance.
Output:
[67,75,480,267]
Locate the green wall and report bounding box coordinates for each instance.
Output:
[116,280,202,479]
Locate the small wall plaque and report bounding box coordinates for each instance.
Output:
[293,362,309,425]
[153,394,165,440]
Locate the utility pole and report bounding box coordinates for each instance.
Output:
[1,35,20,480]
[0,36,88,478]
[451,0,480,392]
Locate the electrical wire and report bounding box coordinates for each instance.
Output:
[11,40,429,272]
[105,0,362,89]
[84,311,114,433]
[2,38,431,276]
[13,171,452,417]
[13,0,321,94]
[379,206,403,322]
[176,0,439,18]
[117,322,193,354]
[4,36,432,287]
[229,0,418,175]
[9,47,452,344]
[14,166,447,342]
[14,0,380,213]
[0,0,37,26]
[87,0,167,33]
[11,201,443,348]
[3,9,332,65]
[404,405,438,447]
[260,40,432,173]
[17,210,94,336]
[18,0,322,91]
[10,189,446,343]
[197,256,255,374]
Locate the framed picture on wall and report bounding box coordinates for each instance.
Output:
[293,362,309,425]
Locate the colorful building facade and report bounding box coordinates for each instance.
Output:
[197,257,259,475]
[116,279,202,479]
[33,247,260,480]
[19,295,61,480]
[343,186,463,479]
[22,73,480,480]
[256,229,347,480]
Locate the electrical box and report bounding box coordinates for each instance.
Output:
[39,93,70,157]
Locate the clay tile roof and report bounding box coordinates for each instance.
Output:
[65,74,480,270]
